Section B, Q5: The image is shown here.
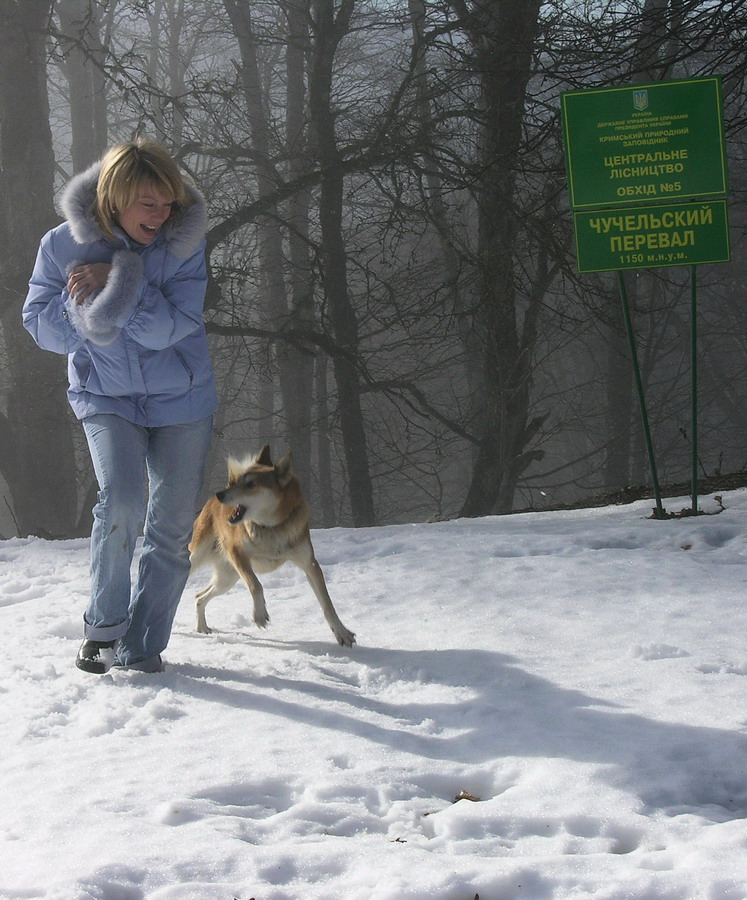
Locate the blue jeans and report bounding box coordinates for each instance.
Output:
[82,414,213,671]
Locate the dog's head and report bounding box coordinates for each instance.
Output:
[217,445,295,526]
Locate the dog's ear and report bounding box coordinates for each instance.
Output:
[274,451,294,487]
[226,456,243,484]
[255,444,273,466]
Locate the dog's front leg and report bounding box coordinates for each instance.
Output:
[304,557,355,647]
[227,546,270,629]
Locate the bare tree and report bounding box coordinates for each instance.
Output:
[450,0,544,516]
[0,0,78,537]
[56,0,109,170]
[308,0,376,526]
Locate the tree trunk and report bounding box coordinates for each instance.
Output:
[309,0,375,526]
[224,0,318,485]
[283,0,316,491]
[604,276,635,490]
[57,0,108,170]
[0,0,79,537]
[314,352,335,527]
[458,0,542,517]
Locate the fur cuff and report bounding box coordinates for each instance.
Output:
[68,250,144,346]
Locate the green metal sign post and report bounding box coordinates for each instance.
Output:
[573,200,730,274]
[561,76,730,518]
[561,76,728,209]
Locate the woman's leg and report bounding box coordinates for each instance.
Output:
[82,414,148,641]
[117,416,212,671]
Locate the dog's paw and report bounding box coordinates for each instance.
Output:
[195,622,213,635]
[254,611,270,629]
[335,627,356,647]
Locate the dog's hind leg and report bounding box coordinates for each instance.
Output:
[194,561,239,634]
[302,557,356,647]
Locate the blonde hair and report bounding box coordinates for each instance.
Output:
[95,138,192,238]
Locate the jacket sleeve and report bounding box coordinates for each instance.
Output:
[22,234,85,355]
[66,249,144,346]
[120,240,209,351]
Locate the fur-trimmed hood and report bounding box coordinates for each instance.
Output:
[59,161,208,259]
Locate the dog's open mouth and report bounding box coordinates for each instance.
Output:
[228,505,246,525]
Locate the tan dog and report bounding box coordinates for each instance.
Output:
[189,446,355,646]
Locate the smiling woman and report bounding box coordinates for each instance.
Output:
[117,188,175,246]
[21,137,217,676]
[93,139,189,242]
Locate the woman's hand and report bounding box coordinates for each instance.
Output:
[68,263,112,304]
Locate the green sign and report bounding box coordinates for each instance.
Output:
[562,76,728,209]
[573,200,731,273]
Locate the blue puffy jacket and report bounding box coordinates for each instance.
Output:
[23,163,218,427]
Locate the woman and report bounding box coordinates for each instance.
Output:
[23,138,217,674]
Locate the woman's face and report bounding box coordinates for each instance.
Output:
[117,182,174,245]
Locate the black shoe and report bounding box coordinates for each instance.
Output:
[76,639,117,674]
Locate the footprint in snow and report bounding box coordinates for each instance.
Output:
[0,580,48,606]
[630,643,690,661]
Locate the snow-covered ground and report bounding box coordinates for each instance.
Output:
[2,490,747,899]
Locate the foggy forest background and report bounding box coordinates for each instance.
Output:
[1,0,746,539]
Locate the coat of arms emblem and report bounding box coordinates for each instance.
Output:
[633,89,649,111]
